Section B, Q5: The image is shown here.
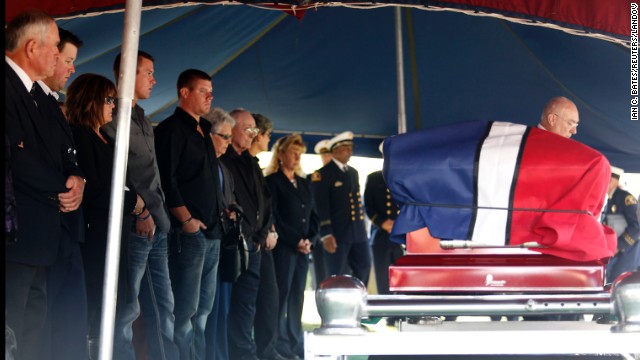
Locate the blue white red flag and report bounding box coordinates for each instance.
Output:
[383,120,616,261]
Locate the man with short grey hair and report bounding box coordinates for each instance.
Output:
[6,10,86,360]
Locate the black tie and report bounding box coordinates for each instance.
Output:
[30,83,38,107]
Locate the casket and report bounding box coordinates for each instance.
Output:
[383,120,617,262]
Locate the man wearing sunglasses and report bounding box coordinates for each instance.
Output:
[220,109,278,360]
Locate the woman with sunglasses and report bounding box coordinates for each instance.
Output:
[66,73,146,357]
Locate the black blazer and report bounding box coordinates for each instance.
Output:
[220,148,271,245]
[364,170,400,245]
[72,126,137,235]
[5,62,82,266]
[33,83,86,248]
[266,170,319,251]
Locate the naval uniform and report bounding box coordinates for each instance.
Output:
[364,170,403,295]
[604,188,640,283]
[311,159,371,286]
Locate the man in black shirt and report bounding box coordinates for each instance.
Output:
[155,69,225,360]
[221,109,274,360]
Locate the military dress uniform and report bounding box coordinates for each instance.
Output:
[604,188,640,282]
[311,160,371,286]
[364,170,404,295]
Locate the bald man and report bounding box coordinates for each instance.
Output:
[538,96,580,138]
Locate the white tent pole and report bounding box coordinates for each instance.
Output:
[98,0,141,358]
[395,7,407,134]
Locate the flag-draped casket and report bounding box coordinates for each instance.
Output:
[383,121,617,262]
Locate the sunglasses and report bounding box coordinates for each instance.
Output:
[105,96,115,105]
[213,132,232,141]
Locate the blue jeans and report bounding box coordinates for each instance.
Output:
[204,276,233,360]
[170,229,221,360]
[113,230,179,360]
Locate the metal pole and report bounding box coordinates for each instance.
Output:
[98,0,141,358]
[395,7,407,134]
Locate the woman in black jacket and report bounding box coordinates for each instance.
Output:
[264,134,319,359]
[66,73,146,357]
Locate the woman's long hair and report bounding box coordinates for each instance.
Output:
[264,134,307,177]
[66,73,116,130]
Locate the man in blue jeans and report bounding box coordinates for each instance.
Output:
[103,51,179,360]
[155,69,226,360]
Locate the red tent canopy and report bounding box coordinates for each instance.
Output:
[5,0,631,42]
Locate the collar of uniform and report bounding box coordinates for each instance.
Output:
[332,158,348,172]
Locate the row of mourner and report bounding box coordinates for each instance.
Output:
[5,9,640,360]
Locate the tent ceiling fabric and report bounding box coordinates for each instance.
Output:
[6,0,631,41]
[7,2,638,171]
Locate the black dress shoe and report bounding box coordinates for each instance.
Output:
[261,350,293,360]
[277,350,302,360]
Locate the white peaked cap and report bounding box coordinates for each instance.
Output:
[314,139,331,154]
[611,166,625,177]
[328,131,354,150]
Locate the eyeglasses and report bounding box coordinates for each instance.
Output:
[553,113,579,128]
[213,132,232,141]
[105,96,115,105]
[244,127,260,137]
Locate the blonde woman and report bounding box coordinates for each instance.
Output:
[265,134,319,359]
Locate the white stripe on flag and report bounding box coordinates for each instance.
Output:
[471,122,527,245]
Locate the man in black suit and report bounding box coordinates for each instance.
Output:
[5,11,85,360]
[35,27,89,360]
[220,109,273,360]
[311,131,371,286]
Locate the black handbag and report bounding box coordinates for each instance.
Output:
[219,204,249,282]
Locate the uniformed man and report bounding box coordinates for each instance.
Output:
[364,141,403,295]
[311,131,371,286]
[309,138,332,288]
[604,166,640,283]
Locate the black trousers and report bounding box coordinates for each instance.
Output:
[5,262,47,360]
[254,248,280,358]
[39,243,88,360]
[370,230,404,295]
[228,243,261,360]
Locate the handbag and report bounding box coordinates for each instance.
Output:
[219,205,249,282]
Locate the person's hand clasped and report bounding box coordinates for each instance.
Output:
[58,175,85,212]
[296,239,312,254]
[266,231,278,250]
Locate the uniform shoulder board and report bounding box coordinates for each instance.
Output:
[625,195,638,206]
[311,171,322,182]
